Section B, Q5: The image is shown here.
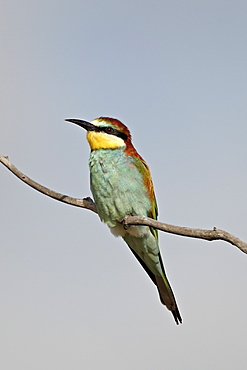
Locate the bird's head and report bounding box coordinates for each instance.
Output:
[67,116,153,204]
[66,117,132,151]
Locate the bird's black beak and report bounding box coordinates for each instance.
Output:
[65,119,98,132]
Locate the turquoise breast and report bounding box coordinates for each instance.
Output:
[89,148,151,227]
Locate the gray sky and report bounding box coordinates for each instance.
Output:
[1,1,247,369]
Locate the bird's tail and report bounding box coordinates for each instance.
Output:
[155,273,182,325]
[123,233,182,325]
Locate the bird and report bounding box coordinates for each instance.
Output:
[66,116,182,325]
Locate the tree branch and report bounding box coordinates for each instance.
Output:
[121,216,247,254]
[0,154,97,213]
[1,154,246,254]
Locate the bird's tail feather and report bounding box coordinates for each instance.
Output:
[155,275,182,325]
[125,238,182,324]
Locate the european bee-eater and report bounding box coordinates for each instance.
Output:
[67,117,182,325]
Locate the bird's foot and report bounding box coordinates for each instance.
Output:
[120,214,133,230]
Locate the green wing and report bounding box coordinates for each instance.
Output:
[132,156,158,239]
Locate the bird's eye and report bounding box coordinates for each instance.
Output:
[104,127,114,134]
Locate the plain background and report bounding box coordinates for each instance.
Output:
[1,1,247,369]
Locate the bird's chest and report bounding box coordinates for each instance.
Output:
[89,150,128,195]
[88,150,150,226]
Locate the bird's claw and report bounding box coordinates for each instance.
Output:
[120,215,131,230]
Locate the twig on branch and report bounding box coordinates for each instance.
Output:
[1,154,247,254]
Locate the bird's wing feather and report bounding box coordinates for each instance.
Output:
[132,156,158,238]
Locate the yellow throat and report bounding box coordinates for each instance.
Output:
[86,130,126,150]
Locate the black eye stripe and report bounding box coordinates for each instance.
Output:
[99,126,127,141]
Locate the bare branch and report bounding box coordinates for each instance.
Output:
[0,154,97,213]
[1,154,247,254]
[121,215,247,254]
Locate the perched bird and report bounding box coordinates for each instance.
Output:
[66,117,182,325]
